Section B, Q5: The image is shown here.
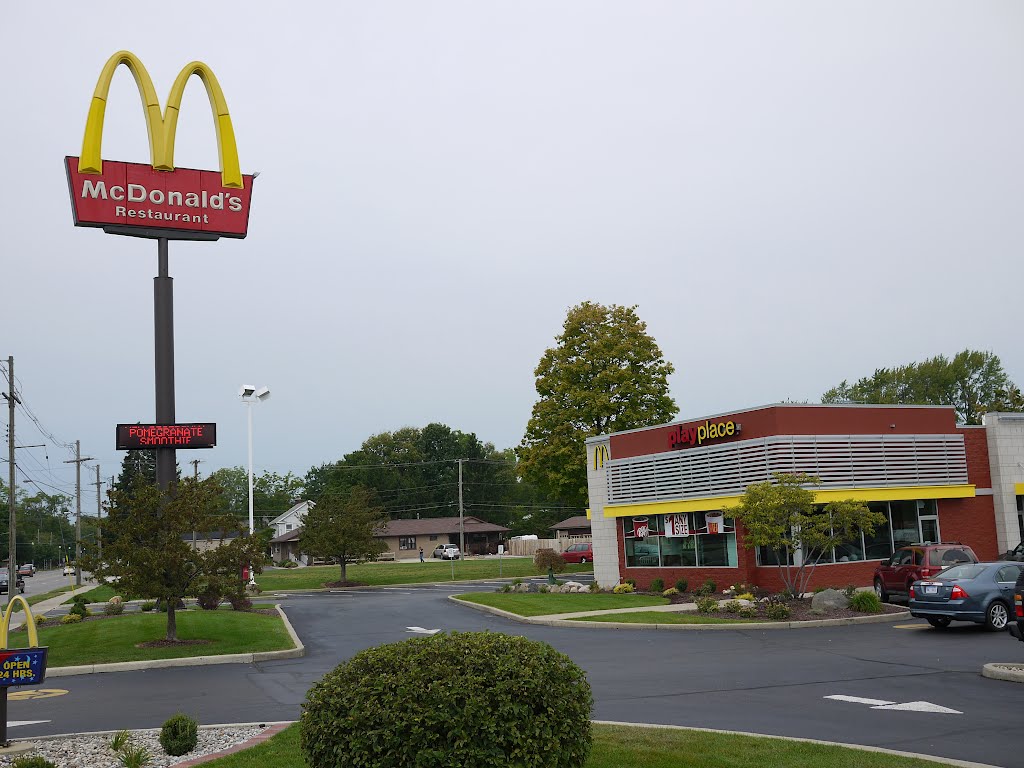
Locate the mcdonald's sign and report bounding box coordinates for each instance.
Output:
[65,51,253,239]
[0,596,47,688]
[593,444,610,470]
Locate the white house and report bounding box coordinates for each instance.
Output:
[268,501,313,563]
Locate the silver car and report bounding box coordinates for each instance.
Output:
[909,562,1024,630]
[432,544,461,560]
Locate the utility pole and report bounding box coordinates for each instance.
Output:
[458,458,465,558]
[190,459,202,479]
[91,466,102,562]
[3,356,20,609]
[64,440,93,587]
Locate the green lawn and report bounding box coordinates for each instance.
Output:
[572,611,749,625]
[62,584,123,604]
[256,559,592,591]
[7,610,294,667]
[454,592,668,617]
[200,722,955,768]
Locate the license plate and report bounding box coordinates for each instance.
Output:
[924,586,938,595]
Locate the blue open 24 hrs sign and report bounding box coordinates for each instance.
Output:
[0,648,48,687]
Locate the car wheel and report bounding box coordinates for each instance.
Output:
[985,600,1010,631]
[874,579,889,603]
[926,617,951,629]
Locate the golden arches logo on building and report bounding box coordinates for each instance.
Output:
[593,444,610,470]
[78,50,242,189]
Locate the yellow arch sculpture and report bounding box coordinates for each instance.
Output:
[0,596,40,650]
[78,50,242,189]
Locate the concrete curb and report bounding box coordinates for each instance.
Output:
[45,604,304,677]
[592,720,1002,768]
[981,662,1024,683]
[449,595,911,630]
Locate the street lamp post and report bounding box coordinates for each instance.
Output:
[239,385,270,587]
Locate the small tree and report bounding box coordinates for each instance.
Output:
[82,477,268,641]
[728,473,886,597]
[534,548,566,584]
[302,486,387,584]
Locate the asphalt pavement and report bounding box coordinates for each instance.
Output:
[6,578,1024,767]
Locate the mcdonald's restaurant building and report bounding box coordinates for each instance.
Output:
[584,404,1024,592]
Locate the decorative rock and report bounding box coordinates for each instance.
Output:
[810,588,849,613]
[563,581,585,593]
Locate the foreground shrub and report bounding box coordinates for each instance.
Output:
[662,587,679,597]
[702,578,717,594]
[117,744,152,768]
[722,600,742,614]
[159,713,199,756]
[140,601,156,612]
[109,730,131,752]
[649,578,664,593]
[849,590,883,613]
[12,756,57,768]
[534,548,566,578]
[738,606,758,619]
[674,578,688,593]
[197,590,222,611]
[612,583,634,594]
[60,614,82,625]
[104,600,124,616]
[300,632,592,768]
[226,593,253,611]
[766,602,791,621]
[588,581,600,593]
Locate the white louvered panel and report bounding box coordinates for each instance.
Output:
[604,433,969,506]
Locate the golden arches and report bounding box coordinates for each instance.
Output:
[593,444,610,470]
[0,595,39,650]
[78,50,242,189]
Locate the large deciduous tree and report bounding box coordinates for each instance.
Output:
[822,349,1024,425]
[301,486,387,584]
[727,473,886,597]
[205,467,305,526]
[517,302,677,507]
[81,478,268,641]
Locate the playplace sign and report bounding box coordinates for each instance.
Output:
[65,50,253,238]
[667,419,741,450]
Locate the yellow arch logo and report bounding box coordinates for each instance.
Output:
[79,50,242,189]
[593,444,610,470]
[1,596,40,650]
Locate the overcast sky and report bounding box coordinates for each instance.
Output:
[2,2,1022,501]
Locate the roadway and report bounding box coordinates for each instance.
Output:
[7,579,1024,767]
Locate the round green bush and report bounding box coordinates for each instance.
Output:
[849,590,883,614]
[104,600,124,616]
[140,601,156,612]
[300,632,592,768]
[649,578,664,593]
[766,602,791,621]
[674,578,689,593]
[60,614,82,625]
[738,606,758,619]
[159,713,199,756]
[695,596,718,614]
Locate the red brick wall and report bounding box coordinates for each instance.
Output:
[938,496,999,560]
[961,427,992,488]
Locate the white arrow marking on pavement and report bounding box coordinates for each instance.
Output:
[872,701,963,714]
[8,721,50,727]
[824,695,896,706]
[406,627,441,635]
[824,696,961,714]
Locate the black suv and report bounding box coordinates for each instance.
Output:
[1009,568,1024,642]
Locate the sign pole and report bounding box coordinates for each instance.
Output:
[154,238,176,492]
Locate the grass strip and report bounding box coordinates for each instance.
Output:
[455,592,668,617]
[256,559,592,591]
[200,722,956,768]
[571,611,750,625]
[7,610,293,667]
[62,584,124,604]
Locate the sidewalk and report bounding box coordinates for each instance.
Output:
[9,584,99,631]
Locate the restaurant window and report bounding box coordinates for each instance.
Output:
[399,537,416,550]
[623,513,736,568]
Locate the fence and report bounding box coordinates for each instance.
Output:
[506,537,591,557]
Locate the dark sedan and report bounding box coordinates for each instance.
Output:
[0,568,26,595]
[909,562,1024,630]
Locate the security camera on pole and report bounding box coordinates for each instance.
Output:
[240,385,270,588]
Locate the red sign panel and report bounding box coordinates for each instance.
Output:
[65,157,253,238]
[116,423,217,450]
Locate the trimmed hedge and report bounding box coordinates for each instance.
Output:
[300,631,592,768]
[159,713,199,756]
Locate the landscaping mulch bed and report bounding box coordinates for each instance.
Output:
[661,592,906,621]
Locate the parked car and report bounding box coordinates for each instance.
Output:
[1008,567,1024,642]
[0,568,26,595]
[998,542,1024,562]
[63,564,75,576]
[432,544,461,560]
[909,561,1023,630]
[17,563,35,577]
[873,543,978,602]
[561,542,594,564]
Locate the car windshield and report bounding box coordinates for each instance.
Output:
[929,548,973,566]
[936,563,986,580]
